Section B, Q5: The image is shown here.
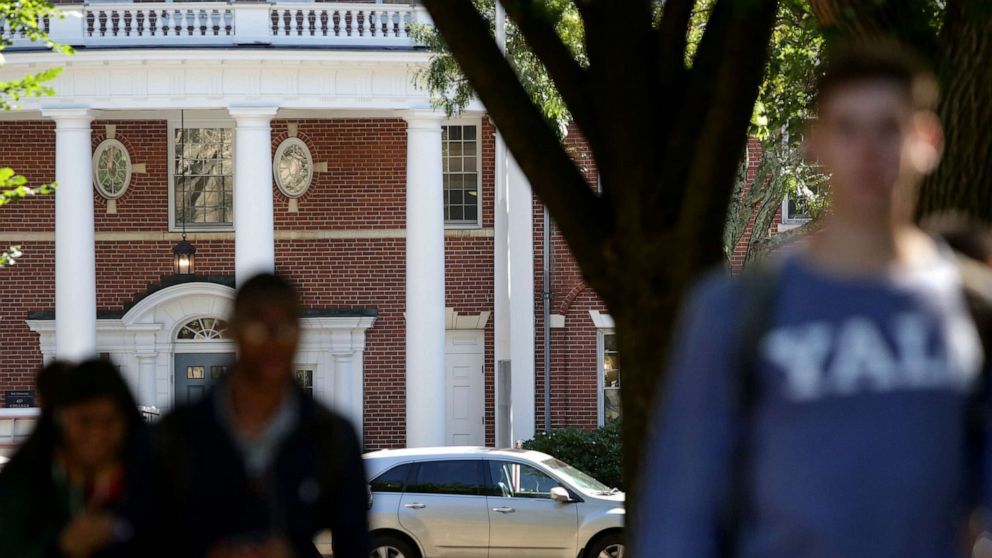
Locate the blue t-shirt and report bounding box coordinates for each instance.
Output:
[636,251,988,558]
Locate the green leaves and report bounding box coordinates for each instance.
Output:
[1,167,57,206]
[0,246,23,267]
[0,0,73,55]
[1,0,70,267]
[412,0,583,137]
[522,421,624,490]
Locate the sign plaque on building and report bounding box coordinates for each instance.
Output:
[4,390,34,408]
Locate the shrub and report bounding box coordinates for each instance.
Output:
[522,421,623,490]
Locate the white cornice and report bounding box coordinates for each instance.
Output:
[0,51,451,113]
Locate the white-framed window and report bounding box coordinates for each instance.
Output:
[597,330,621,426]
[169,122,235,231]
[442,122,481,227]
[781,192,813,225]
[294,366,315,396]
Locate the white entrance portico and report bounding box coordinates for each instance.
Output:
[26,281,375,432]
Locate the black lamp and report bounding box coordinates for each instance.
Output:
[173,108,196,275]
[173,236,196,275]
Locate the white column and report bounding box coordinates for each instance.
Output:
[494,131,512,447]
[229,106,278,286]
[136,353,157,408]
[508,154,536,442]
[404,110,446,448]
[495,3,516,449]
[43,108,95,361]
[333,352,360,429]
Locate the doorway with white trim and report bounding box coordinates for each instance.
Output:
[445,330,485,445]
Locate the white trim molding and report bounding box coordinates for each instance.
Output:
[588,310,615,329]
[0,50,468,114]
[26,281,375,434]
[444,309,491,331]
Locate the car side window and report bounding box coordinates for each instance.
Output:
[406,460,485,496]
[488,461,560,499]
[370,463,413,493]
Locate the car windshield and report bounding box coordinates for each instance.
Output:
[541,457,613,494]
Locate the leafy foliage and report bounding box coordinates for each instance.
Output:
[723,139,830,264]
[522,422,624,490]
[1,0,68,266]
[410,0,584,136]
[414,0,828,265]
[721,0,828,263]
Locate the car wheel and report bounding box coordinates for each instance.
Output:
[369,534,420,558]
[586,532,625,558]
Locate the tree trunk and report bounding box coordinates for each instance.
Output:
[917,0,992,221]
[810,0,992,223]
[419,3,778,550]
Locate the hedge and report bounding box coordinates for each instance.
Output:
[522,421,623,491]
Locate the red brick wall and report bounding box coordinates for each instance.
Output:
[730,137,778,273]
[0,117,496,451]
[533,125,608,433]
[0,113,772,445]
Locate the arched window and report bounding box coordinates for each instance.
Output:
[177,318,229,340]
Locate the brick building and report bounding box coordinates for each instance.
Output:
[0,1,640,450]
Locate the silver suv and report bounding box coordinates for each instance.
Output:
[364,447,624,558]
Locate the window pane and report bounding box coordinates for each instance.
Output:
[442,125,480,226]
[602,332,621,425]
[294,368,314,396]
[604,333,617,352]
[408,460,482,496]
[174,128,234,227]
[371,463,413,493]
[604,388,622,424]
[489,461,559,499]
[187,366,204,380]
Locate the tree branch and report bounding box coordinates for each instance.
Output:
[656,0,694,78]
[809,0,938,58]
[420,0,611,276]
[499,0,601,151]
[673,0,779,270]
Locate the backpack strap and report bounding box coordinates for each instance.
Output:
[720,264,781,556]
[952,254,992,507]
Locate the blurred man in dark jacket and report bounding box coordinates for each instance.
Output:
[150,273,370,558]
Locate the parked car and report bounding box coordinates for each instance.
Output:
[363,447,625,558]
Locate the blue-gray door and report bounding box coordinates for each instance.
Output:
[174,352,234,406]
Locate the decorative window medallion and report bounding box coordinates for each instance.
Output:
[92,139,132,200]
[273,137,314,198]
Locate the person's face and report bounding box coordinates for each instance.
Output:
[233,300,299,386]
[807,79,941,221]
[60,398,126,470]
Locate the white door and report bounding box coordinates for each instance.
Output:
[445,331,485,445]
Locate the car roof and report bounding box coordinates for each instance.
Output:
[362,447,554,475]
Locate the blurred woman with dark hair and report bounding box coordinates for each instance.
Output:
[0,358,151,558]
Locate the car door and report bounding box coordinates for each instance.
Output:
[398,459,490,558]
[485,459,579,558]
[369,462,414,532]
